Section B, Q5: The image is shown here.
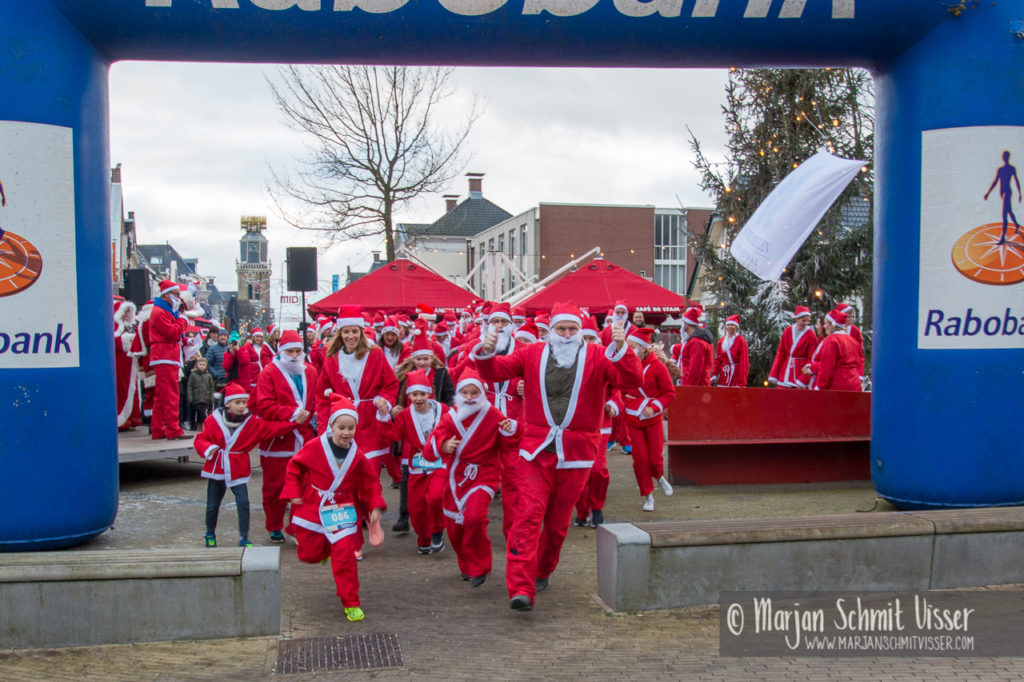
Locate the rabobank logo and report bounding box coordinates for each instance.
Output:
[950,151,1024,286]
[0,180,45,297]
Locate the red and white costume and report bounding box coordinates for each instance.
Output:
[194,406,296,489]
[574,336,623,523]
[147,282,188,440]
[623,330,676,497]
[473,304,643,604]
[114,300,142,430]
[713,317,749,388]
[426,380,519,580]
[282,430,387,607]
[806,309,862,392]
[254,338,317,535]
[769,307,819,388]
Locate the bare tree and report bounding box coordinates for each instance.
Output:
[267,65,480,261]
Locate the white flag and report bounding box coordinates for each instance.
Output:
[730,151,866,281]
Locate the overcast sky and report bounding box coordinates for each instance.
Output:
[109,62,730,298]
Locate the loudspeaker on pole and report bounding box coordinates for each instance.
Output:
[286,247,318,292]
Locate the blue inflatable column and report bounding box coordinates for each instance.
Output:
[873,6,1024,508]
[0,4,117,548]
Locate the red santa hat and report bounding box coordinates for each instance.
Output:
[837,302,855,315]
[328,393,359,426]
[681,307,702,326]
[433,321,450,336]
[456,368,485,394]
[404,369,433,395]
[612,300,629,314]
[535,312,550,331]
[381,317,399,335]
[364,327,377,345]
[473,306,486,324]
[512,306,527,321]
[514,321,539,344]
[416,303,436,321]
[409,323,434,358]
[336,305,363,329]
[362,312,373,326]
[487,301,512,323]
[459,309,473,320]
[627,326,655,348]
[251,328,264,338]
[113,299,137,334]
[373,311,385,327]
[826,307,848,327]
[443,310,458,323]
[581,315,599,339]
[397,314,413,328]
[278,329,303,352]
[222,382,249,404]
[793,306,811,319]
[550,301,583,328]
[725,314,741,329]
[157,279,179,298]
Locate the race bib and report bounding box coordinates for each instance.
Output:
[319,503,358,533]
[412,454,443,471]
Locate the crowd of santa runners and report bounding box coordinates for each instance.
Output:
[112,282,864,620]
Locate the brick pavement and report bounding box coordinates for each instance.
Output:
[3,446,1023,680]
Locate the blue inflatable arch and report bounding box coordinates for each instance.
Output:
[1,1,1021,549]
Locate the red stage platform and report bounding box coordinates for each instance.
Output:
[665,386,871,485]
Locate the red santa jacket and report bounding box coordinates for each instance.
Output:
[713,333,750,387]
[282,434,387,544]
[808,332,862,391]
[681,327,714,387]
[379,341,410,369]
[240,342,261,391]
[259,342,275,370]
[146,302,187,367]
[451,338,525,420]
[769,325,819,387]
[599,320,633,347]
[624,351,676,428]
[194,409,296,487]
[383,400,449,470]
[254,359,318,457]
[315,347,399,457]
[473,339,643,470]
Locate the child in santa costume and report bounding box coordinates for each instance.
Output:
[712,315,750,388]
[193,383,297,548]
[253,329,318,544]
[282,394,386,623]
[573,316,623,528]
[769,306,819,388]
[473,302,643,610]
[623,327,676,512]
[425,369,519,586]
[315,305,400,484]
[383,369,449,554]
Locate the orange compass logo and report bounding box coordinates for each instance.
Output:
[0,180,44,297]
[951,223,1024,285]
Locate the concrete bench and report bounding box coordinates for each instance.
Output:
[597,507,1024,612]
[0,547,280,650]
[665,386,870,485]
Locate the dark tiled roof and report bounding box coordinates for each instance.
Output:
[838,196,872,230]
[409,197,512,238]
[137,244,197,276]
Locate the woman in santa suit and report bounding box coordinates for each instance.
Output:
[713,315,749,388]
[768,306,819,388]
[377,317,410,369]
[315,305,400,478]
[623,327,676,512]
[802,307,863,391]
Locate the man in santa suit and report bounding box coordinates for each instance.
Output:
[768,306,819,388]
[147,281,190,440]
[679,307,714,386]
[712,315,749,388]
[803,307,863,391]
[114,299,142,431]
[473,301,643,611]
[513,321,539,345]
[425,369,520,586]
[622,327,676,512]
[669,304,701,386]
[533,312,550,340]
[432,321,454,363]
[254,330,317,543]
[511,306,527,334]
[599,301,634,346]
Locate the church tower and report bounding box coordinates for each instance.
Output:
[236,215,271,324]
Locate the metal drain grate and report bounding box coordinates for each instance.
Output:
[276,634,404,674]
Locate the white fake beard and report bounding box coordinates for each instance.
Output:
[279,354,305,376]
[721,332,735,354]
[169,294,182,312]
[548,331,584,368]
[454,394,489,421]
[491,324,512,353]
[613,312,628,326]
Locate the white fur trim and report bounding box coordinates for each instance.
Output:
[409,348,434,358]
[488,312,512,322]
[498,419,518,437]
[515,330,537,343]
[605,340,628,362]
[549,313,582,328]
[336,317,363,329]
[279,341,303,351]
[406,383,432,395]
[794,310,811,319]
[456,377,484,393]
[159,283,179,297]
[329,408,358,425]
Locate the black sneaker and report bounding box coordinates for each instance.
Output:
[390,481,401,489]
[391,517,410,533]
[590,510,604,527]
[572,515,587,527]
[417,546,431,555]
[430,531,445,553]
[535,577,549,592]
[469,575,487,587]
[269,530,285,543]
[460,573,470,581]
[510,595,533,611]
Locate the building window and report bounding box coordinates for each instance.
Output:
[149,256,161,265]
[509,232,515,258]
[521,226,527,256]
[654,212,686,293]
[488,238,494,253]
[247,284,253,299]
[498,234,504,254]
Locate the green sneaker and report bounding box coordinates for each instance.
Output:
[238,537,253,548]
[345,607,365,622]
[204,532,216,548]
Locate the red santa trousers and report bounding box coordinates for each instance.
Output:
[445,487,495,579]
[408,470,446,547]
[575,432,611,520]
[151,363,184,439]
[500,443,521,539]
[260,456,291,533]
[627,421,665,497]
[293,526,362,607]
[505,451,590,603]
